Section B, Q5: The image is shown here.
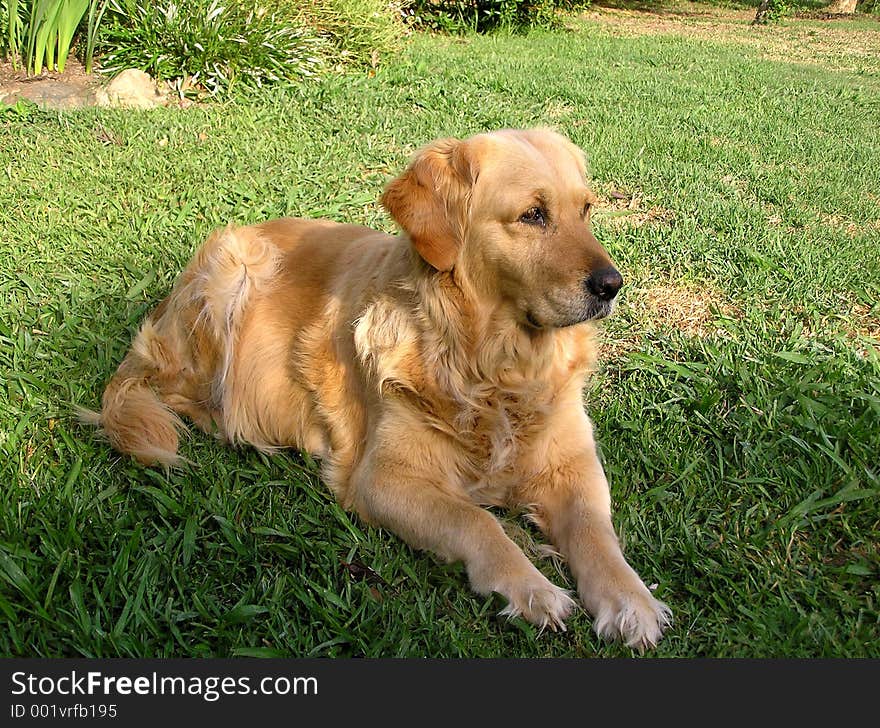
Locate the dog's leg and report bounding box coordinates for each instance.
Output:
[350,456,575,631]
[518,411,672,650]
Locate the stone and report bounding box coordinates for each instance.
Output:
[95,69,167,110]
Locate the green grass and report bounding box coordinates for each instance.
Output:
[1,10,878,657]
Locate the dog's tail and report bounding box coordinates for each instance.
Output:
[79,224,279,466]
[76,345,187,467]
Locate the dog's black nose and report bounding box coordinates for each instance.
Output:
[586,267,623,301]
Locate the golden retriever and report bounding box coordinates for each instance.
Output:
[84,128,672,649]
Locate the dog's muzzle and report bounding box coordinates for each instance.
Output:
[585,266,623,302]
[582,266,622,321]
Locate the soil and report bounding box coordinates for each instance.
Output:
[0,58,103,109]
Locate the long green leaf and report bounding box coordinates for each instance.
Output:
[56,0,90,72]
[24,0,44,74]
[28,0,60,75]
[7,0,21,69]
[45,23,57,71]
[85,0,110,73]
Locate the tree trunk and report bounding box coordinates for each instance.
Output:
[826,0,858,12]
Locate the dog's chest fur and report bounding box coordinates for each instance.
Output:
[353,294,597,504]
[450,382,552,504]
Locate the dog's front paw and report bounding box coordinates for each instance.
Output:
[497,571,576,632]
[591,586,672,651]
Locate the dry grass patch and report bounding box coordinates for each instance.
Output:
[849,302,880,340]
[828,301,880,358]
[819,212,880,238]
[543,98,576,121]
[578,4,880,75]
[601,280,741,359]
[501,518,570,582]
[792,298,880,358]
[592,185,675,229]
[624,282,740,337]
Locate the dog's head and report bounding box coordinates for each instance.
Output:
[382,128,622,329]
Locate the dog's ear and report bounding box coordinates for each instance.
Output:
[381,138,475,272]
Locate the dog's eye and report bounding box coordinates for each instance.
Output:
[582,202,592,218]
[519,207,546,226]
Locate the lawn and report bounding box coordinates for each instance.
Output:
[1,5,878,658]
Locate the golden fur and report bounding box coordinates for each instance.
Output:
[85,128,672,649]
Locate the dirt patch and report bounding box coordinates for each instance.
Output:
[601,280,741,358]
[0,58,102,109]
[576,4,880,74]
[593,186,676,229]
[0,59,189,110]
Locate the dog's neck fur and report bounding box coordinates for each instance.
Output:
[403,253,595,407]
[381,253,596,483]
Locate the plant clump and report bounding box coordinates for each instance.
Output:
[96,1,330,94]
[1,0,411,95]
[406,0,591,33]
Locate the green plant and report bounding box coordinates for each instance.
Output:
[1,0,106,73]
[294,0,408,67]
[2,0,22,65]
[97,0,329,94]
[752,0,790,24]
[0,96,38,117]
[83,0,107,72]
[407,0,574,32]
[767,0,789,21]
[27,0,82,74]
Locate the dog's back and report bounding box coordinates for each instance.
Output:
[82,217,398,468]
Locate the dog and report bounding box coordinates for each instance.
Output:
[84,128,672,649]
